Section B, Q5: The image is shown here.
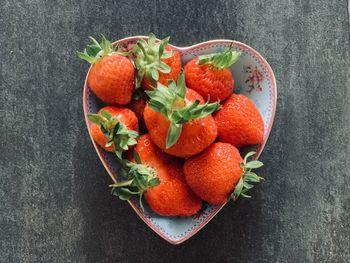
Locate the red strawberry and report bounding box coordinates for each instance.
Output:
[144,72,219,158]
[128,135,202,216]
[214,94,264,147]
[184,143,263,205]
[133,33,181,90]
[128,96,147,132]
[184,47,240,102]
[88,106,139,158]
[79,36,135,105]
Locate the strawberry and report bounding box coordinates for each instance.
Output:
[79,36,135,105]
[127,93,148,132]
[133,33,181,90]
[214,94,264,147]
[184,47,240,102]
[128,97,147,125]
[88,106,139,158]
[109,149,160,211]
[184,143,263,205]
[144,72,220,158]
[128,134,202,216]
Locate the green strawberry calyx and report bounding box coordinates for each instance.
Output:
[133,33,174,88]
[109,150,160,211]
[231,151,264,200]
[146,71,220,149]
[78,36,128,64]
[197,45,241,70]
[88,110,138,159]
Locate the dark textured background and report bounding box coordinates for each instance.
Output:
[1,0,349,262]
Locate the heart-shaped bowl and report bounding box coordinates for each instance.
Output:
[83,36,277,245]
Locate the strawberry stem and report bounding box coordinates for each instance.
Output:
[78,36,127,64]
[110,154,160,211]
[231,151,264,201]
[88,110,139,159]
[133,33,173,88]
[146,71,220,148]
[197,46,241,70]
[136,42,150,60]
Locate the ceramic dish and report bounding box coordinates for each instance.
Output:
[83,36,277,245]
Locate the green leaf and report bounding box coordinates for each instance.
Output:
[89,36,101,47]
[197,47,241,69]
[158,61,171,73]
[176,71,186,98]
[109,180,133,188]
[198,102,220,118]
[133,175,147,191]
[145,70,157,87]
[246,161,264,169]
[100,35,112,53]
[243,182,254,189]
[233,177,244,199]
[197,56,210,65]
[88,113,103,125]
[166,122,182,148]
[135,68,145,88]
[138,194,145,211]
[113,187,140,200]
[150,68,159,81]
[149,178,160,186]
[100,110,112,120]
[86,44,101,57]
[136,39,148,54]
[189,101,220,119]
[167,80,177,93]
[177,110,191,123]
[245,172,262,183]
[78,36,114,64]
[158,36,170,58]
[115,150,122,159]
[161,49,173,59]
[243,151,256,164]
[174,112,188,124]
[133,150,142,164]
[148,33,156,46]
[128,138,137,145]
[241,193,252,198]
[77,52,97,64]
[185,100,200,112]
[148,100,165,113]
[105,140,113,147]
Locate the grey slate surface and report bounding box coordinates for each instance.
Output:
[1,0,350,262]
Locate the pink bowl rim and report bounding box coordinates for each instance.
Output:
[82,35,277,245]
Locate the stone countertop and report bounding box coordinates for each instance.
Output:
[1,0,349,262]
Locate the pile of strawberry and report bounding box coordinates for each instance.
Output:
[79,34,265,216]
